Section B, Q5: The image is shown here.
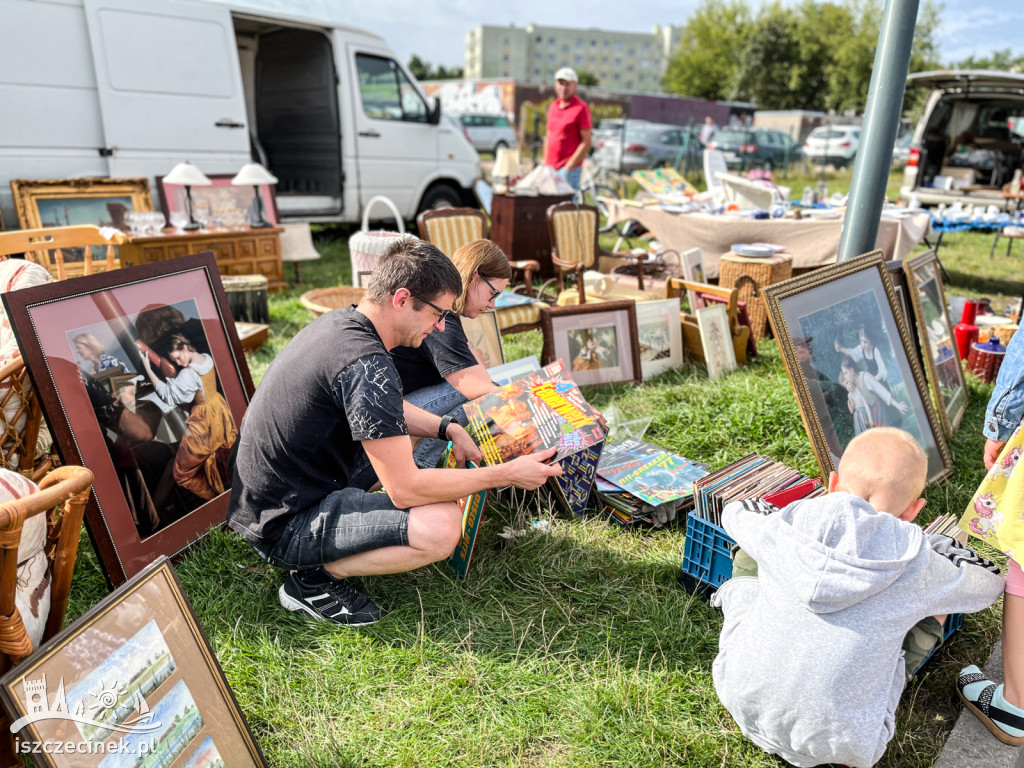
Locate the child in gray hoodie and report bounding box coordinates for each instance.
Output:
[711,427,1004,768]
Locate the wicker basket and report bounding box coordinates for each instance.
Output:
[348,196,416,286]
[299,286,366,318]
[718,253,793,341]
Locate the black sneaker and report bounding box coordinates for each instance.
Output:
[278,569,383,626]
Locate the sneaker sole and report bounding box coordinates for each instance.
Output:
[957,687,1024,746]
[277,584,378,627]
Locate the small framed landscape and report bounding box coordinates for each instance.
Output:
[2,252,254,585]
[904,250,966,434]
[635,297,683,378]
[0,558,266,767]
[763,250,952,483]
[461,311,505,369]
[540,301,641,387]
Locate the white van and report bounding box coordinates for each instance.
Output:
[900,70,1024,209]
[0,0,480,228]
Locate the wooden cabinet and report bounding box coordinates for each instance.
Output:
[490,193,572,278]
[119,227,286,290]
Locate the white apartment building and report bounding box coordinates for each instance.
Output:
[464,23,681,93]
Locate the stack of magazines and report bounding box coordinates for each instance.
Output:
[595,437,710,526]
[691,453,825,527]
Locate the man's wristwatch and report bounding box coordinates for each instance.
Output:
[438,415,455,440]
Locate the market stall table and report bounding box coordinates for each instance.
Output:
[603,201,931,278]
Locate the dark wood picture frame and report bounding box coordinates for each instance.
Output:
[540,300,642,386]
[763,250,952,483]
[3,252,254,585]
[0,558,267,766]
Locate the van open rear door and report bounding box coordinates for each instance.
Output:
[82,0,250,179]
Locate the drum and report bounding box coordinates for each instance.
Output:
[966,338,1007,383]
[221,274,269,324]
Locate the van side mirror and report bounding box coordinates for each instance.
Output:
[428,98,441,126]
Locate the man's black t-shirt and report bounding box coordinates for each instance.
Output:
[227,307,408,544]
[391,314,478,394]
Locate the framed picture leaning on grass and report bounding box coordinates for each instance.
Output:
[763,250,952,483]
[634,297,683,378]
[903,250,967,435]
[540,300,641,387]
[2,252,254,585]
[0,557,267,767]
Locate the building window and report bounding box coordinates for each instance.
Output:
[504,37,510,45]
[547,53,554,62]
[614,57,622,66]
[536,35,542,43]
[627,48,636,56]
[575,55,583,65]
[616,41,623,50]
[625,80,633,88]
[642,42,650,51]
[576,39,583,47]
[548,37,556,45]
[562,44,570,52]
[591,40,597,47]
[612,73,621,82]
[641,59,650,68]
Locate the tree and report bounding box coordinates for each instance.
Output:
[576,69,600,86]
[952,48,1024,72]
[407,55,429,81]
[407,56,463,81]
[662,0,753,100]
[731,2,801,108]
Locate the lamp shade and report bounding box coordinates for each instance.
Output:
[163,161,212,186]
[232,162,278,186]
[493,147,520,179]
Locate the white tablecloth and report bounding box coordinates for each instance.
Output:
[604,202,932,278]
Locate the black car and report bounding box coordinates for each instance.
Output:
[707,127,802,171]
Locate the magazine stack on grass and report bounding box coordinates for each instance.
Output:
[463,359,605,518]
[438,444,488,579]
[595,438,710,527]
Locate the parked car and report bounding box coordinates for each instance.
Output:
[592,120,699,172]
[802,125,861,168]
[592,118,631,148]
[707,127,801,171]
[457,113,518,154]
[900,70,1024,209]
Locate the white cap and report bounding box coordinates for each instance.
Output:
[554,67,578,83]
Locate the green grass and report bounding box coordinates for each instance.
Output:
[60,192,1021,767]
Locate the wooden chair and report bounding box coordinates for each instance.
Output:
[545,202,654,305]
[667,278,751,365]
[0,225,126,280]
[0,357,53,482]
[0,465,93,765]
[416,207,545,335]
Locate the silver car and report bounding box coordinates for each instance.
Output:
[457,113,518,155]
[592,120,699,172]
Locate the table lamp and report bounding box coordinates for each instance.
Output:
[492,147,520,194]
[231,162,279,228]
[163,161,212,231]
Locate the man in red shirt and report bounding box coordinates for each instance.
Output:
[543,67,592,193]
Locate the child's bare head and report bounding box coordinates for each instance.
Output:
[832,427,927,520]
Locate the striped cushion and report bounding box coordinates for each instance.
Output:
[494,302,546,332]
[423,216,485,258]
[550,210,598,268]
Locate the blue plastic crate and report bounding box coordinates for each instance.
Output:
[681,514,736,590]
[917,612,965,673]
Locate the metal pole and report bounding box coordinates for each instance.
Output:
[837,0,920,261]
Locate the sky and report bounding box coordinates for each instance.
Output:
[338,1,1023,73]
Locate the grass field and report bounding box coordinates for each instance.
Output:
[62,170,1021,767]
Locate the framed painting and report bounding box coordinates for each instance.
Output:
[3,252,254,585]
[635,297,683,378]
[681,248,706,312]
[461,311,504,368]
[487,355,540,386]
[540,300,641,387]
[904,250,967,434]
[156,174,279,229]
[885,258,923,369]
[696,304,738,380]
[763,250,951,483]
[11,178,153,232]
[0,558,267,767]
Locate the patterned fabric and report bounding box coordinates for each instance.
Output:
[494,302,545,332]
[0,469,49,647]
[421,215,485,258]
[551,209,597,268]
[0,259,55,364]
[961,418,1024,559]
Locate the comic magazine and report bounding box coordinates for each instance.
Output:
[597,437,710,507]
[463,359,605,516]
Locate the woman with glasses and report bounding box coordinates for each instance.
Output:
[392,240,511,467]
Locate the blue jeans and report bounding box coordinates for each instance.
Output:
[404,380,469,467]
[557,165,582,192]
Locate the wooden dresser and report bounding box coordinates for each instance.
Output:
[490,193,572,278]
[119,227,286,290]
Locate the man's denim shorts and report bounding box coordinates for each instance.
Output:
[252,454,410,571]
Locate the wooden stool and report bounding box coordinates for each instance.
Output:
[718,252,793,341]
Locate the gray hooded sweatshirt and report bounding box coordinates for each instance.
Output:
[710,492,1004,768]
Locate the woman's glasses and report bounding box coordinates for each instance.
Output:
[478,271,502,301]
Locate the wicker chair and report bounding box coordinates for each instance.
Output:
[0,465,93,766]
[0,225,126,280]
[0,357,54,482]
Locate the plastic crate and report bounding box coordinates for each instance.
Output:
[917,612,965,673]
[681,514,736,591]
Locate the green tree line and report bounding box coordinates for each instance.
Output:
[662,0,945,113]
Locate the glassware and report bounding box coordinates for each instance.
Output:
[169,211,188,232]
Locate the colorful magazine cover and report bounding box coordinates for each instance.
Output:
[436,444,489,579]
[596,437,709,507]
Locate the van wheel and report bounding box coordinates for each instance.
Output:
[418,183,462,212]
[494,140,508,154]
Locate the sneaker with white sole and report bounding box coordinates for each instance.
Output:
[957,665,1024,745]
[278,568,383,626]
